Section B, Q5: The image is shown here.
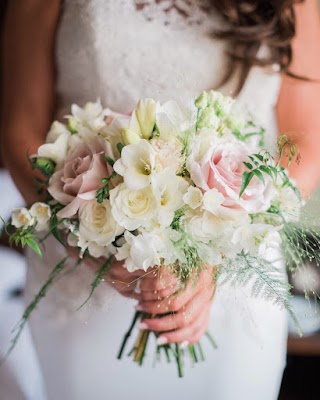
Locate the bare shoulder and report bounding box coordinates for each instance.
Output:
[291,0,320,78]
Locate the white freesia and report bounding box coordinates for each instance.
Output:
[46,121,70,143]
[202,189,225,216]
[70,100,109,132]
[110,183,157,231]
[87,242,116,259]
[78,199,124,254]
[231,223,280,256]
[275,185,301,223]
[11,208,35,229]
[135,98,157,140]
[37,131,70,168]
[116,231,162,272]
[156,100,194,138]
[183,186,203,210]
[150,136,184,173]
[152,171,188,227]
[29,203,51,231]
[258,230,282,262]
[113,140,156,189]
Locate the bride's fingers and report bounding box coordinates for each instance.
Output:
[140,283,181,301]
[140,289,212,332]
[140,292,211,332]
[139,270,179,293]
[156,306,210,345]
[137,281,200,315]
[108,280,142,300]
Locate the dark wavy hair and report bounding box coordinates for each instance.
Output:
[211,0,304,94]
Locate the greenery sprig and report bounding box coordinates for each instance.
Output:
[96,155,117,203]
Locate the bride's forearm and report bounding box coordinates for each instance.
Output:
[1,124,45,205]
[0,0,61,204]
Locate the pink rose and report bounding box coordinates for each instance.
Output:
[188,133,275,214]
[48,137,115,218]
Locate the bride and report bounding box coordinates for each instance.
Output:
[2,1,320,399]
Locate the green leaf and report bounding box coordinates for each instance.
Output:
[253,169,265,185]
[25,238,42,257]
[50,214,65,247]
[117,143,125,154]
[254,154,264,162]
[3,257,66,360]
[104,156,115,167]
[78,257,113,309]
[259,165,273,179]
[243,162,253,170]
[239,171,254,198]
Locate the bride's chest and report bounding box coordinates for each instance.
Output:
[56,0,229,112]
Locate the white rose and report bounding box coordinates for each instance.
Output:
[11,208,35,229]
[29,202,51,232]
[79,199,124,251]
[113,140,156,190]
[152,171,188,227]
[110,183,157,231]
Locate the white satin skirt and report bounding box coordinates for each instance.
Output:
[25,236,288,400]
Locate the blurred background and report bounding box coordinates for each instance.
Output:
[1,1,320,400]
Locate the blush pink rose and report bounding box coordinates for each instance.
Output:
[48,137,116,218]
[188,134,276,214]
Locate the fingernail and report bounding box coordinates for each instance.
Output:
[137,322,148,330]
[180,340,189,350]
[157,336,168,346]
[135,304,144,311]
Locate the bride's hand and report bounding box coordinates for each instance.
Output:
[68,246,146,300]
[136,267,216,345]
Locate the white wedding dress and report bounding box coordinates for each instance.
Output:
[25,1,288,399]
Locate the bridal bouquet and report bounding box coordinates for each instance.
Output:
[3,90,313,376]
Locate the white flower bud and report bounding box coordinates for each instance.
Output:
[135,99,157,139]
[29,203,51,231]
[11,208,35,229]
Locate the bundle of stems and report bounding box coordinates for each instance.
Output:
[117,311,216,378]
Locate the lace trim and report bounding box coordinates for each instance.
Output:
[134,0,213,27]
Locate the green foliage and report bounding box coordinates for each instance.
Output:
[104,155,115,167]
[49,205,66,247]
[2,258,66,362]
[281,223,320,271]
[277,134,301,167]
[78,256,113,309]
[8,227,42,256]
[219,251,301,334]
[239,153,274,197]
[29,157,56,178]
[96,171,117,203]
[117,142,125,154]
[232,120,265,147]
[239,145,301,200]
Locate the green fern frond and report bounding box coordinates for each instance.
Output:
[219,251,301,335]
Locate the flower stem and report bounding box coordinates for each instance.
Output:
[117,311,141,359]
[176,343,184,378]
